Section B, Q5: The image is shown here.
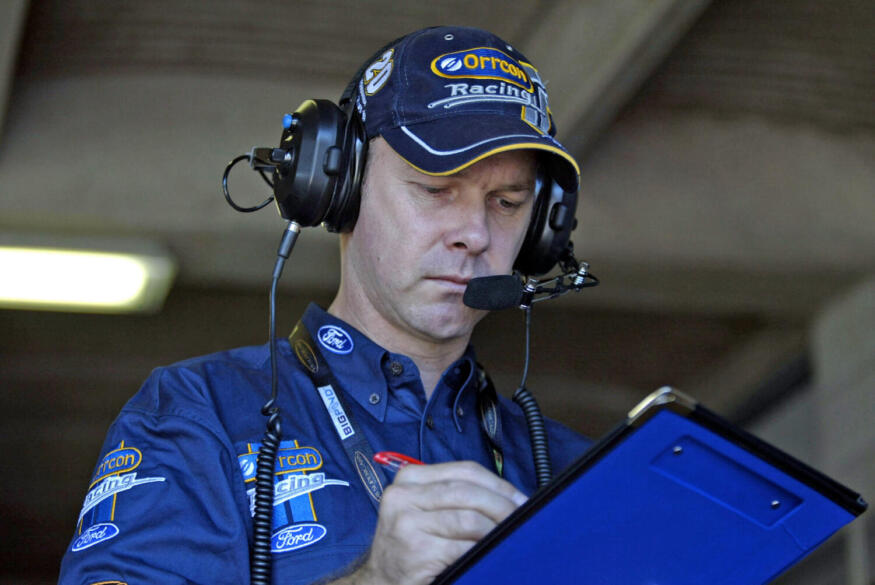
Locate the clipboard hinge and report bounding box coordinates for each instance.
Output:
[627,386,698,427]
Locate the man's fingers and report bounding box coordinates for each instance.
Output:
[418,508,499,541]
[394,460,528,506]
[385,479,519,525]
[361,461,528,585]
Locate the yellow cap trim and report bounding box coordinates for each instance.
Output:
[387,142,581,184]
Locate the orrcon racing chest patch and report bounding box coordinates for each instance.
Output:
[239,439,350,554]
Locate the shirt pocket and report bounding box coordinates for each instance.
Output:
[236,438,377,561]
[268,456,376,583]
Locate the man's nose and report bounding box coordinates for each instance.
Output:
[446,200,490,255]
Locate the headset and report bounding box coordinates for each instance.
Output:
[253,42,580,277]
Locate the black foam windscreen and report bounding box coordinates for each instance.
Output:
[463,275,524,310]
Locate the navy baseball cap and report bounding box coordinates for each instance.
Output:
[347,26,580,192]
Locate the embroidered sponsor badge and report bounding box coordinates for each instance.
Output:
[317,325,354,355]
[239,440,349,554]
[425,49,553,136]
[90,445,142,485]
[74,441,166,552]
[238,443,323,481]
[431,47,532,91]
[72,522,119,551]
[364,48,394,96]
[272,523,328,553]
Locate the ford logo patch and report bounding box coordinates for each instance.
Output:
[317,325,354,355]
[71,522,120,552]
[271,523,327,553]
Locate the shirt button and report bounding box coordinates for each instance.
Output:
[456,406,464,417]
[369,393,381,405]
[426,416,434,429]
[389,361,404,376]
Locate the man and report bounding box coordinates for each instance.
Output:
[59,26,591,585]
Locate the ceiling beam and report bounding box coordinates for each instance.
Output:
[524,0,710,155]
[0,0,28,141]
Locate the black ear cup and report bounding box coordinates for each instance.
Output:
[514,170,578,276]
[270,99,365,232]
[324,106,367,233]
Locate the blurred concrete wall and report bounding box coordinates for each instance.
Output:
[753,277,874,584]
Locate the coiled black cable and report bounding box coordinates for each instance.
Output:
[511,305,553,488]
[513,385,552,488]
[250,414,281,584]
[250,222,300,585]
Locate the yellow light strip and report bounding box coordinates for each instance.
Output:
[0,246,175,313]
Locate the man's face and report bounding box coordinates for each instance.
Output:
[339,138,537,346]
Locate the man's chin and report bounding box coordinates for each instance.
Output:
[409,302,485,343]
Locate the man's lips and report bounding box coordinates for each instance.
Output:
[425,275,472,292]
[427,275,471,285]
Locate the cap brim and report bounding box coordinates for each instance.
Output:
[379,114,580,192]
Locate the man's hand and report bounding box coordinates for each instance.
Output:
[341,460,527,585]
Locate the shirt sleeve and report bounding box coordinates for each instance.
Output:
[58,368,253,585]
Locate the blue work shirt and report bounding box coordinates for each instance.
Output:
[59,304,591,585]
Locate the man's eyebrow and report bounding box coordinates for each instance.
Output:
[426,165,536,186]
[406,162,536,192]
[498,181,536,192]
[408,174,535,191]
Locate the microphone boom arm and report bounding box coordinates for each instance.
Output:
[518,257,598,309]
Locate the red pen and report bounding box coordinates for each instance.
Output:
[373,451,424,472]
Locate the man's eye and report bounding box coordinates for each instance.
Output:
[496,197,522,210]
[421,185,449,195]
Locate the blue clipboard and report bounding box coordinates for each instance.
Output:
[432,387,868,585]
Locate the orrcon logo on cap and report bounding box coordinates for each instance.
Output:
[431,47,533,92]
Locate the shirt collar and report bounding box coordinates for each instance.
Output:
[296,303,478,423]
